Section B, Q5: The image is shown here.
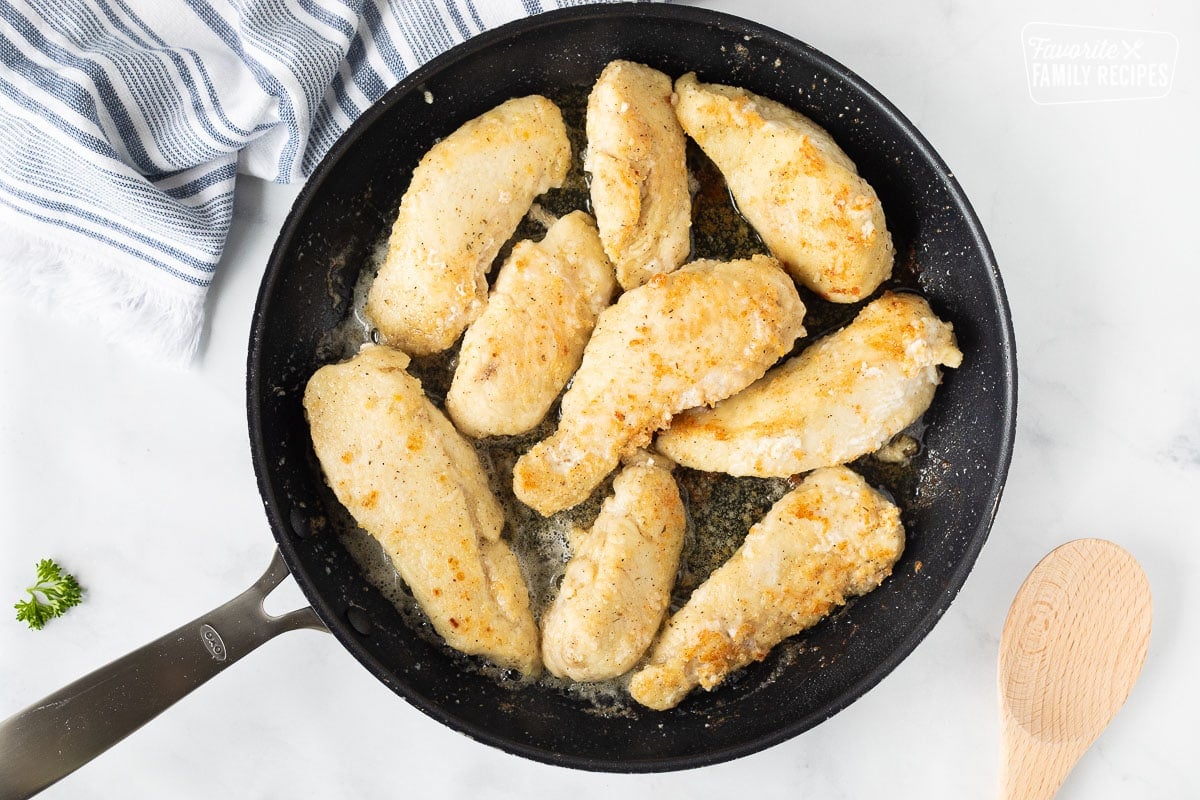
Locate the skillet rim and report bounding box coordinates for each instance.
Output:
[246,1,1017,772]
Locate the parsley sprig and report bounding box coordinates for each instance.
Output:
[14,559,83,630]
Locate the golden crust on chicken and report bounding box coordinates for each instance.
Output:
[446,211,616,438]
[674,72,893,302]
[586,60,691,290]
[628,466,904,710]
[513,254,806,516]
[304,345,540,675]
[657,292,962,476]
[366,95,571,355]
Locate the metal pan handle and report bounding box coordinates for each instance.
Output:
[0,549,326,799]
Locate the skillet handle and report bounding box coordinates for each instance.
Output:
[0,549,326,800]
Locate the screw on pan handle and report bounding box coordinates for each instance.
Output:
[0,549,326,799]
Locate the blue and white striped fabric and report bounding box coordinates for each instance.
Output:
[0,0,631,364]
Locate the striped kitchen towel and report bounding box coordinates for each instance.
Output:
[0,0,636,365]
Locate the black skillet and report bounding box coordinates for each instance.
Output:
[0,4,1016,794]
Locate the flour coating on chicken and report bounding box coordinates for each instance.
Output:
[586,60,691,290]
[366,95,571,355]
[304,345,540,675]
[657,292,962,477]
[628,466,904,710]
[512,255,806,516]
[673,73,893,302]
[446,211,615,438]
[541,454,685,682]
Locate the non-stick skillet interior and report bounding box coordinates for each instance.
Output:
[247,4,1015,772]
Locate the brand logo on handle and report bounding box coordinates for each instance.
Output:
[200,624,227,662]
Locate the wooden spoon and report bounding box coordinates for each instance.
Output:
[998,538,1152,799]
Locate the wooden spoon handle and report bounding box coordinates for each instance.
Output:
[1000,718,1087,800]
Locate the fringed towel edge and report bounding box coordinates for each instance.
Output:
[0,206,207,368]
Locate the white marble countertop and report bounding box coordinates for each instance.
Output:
[2,0,1196,797]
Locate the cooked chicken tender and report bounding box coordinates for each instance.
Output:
[586,60,691,289]
[365,96,571,355]
[628,466,904,710]
[657,292,962,477]
[541,454,686,682]
[445,211,616,439]
[303,345,540,675]
[673,73,893,302]
[512,255,806,516]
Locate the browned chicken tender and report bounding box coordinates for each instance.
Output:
[541,454,686,682]
[657,292,962,476]
[304,345,540,675]
[445,211,616,438]
[586,60,691,289]
[628,466,904,710]
[674,73,893,302]
[366,95,571,355]
[512,254,806,516]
